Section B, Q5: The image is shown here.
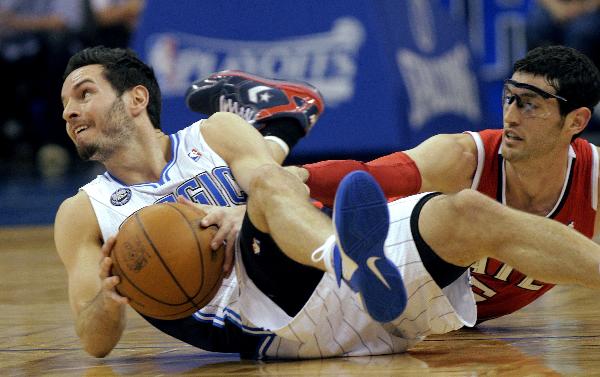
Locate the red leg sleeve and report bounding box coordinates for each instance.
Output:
[304,152,422,207]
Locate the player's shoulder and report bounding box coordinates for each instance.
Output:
[423,132,478,155]
[60,189,91,207]
[54,191,102,258]
[572,136,594,149]
[55,191,97,231]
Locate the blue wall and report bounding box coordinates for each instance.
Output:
[132,0,487,162]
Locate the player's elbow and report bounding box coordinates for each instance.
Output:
[79,334,118,358]
[84,343,112,358]
[76,321,121,358]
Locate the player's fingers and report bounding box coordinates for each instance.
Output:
[200,207,225,227]
[99,256,113,279]
[103,274,129,301]
[102,274,120,291]
[101,236,117,258]
[222,240,235,277]
[107,289,129,305]
[210,224,229,250]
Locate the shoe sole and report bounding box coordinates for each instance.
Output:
[203,70,325,114]
[333,171,407,322]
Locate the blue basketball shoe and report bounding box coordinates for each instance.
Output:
[332,171,407,322]
[185,70,324,134]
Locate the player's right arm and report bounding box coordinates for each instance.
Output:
[54,191,128,357]
[299,132,478,206]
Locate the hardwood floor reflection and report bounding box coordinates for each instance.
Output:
[2,226,599,376]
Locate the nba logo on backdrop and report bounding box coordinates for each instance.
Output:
[145,17,366,107]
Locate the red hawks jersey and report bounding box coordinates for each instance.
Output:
[467,129,599,322]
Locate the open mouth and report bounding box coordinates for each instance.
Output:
[504,131,523,141]
[75,125,89,134]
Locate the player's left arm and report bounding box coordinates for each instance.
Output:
[201,112,280,192]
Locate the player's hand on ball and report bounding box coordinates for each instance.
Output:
[177,197,240,277]
[100,236,129,307]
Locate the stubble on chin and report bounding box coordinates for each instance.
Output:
[77,143,98,161]
[76,98,133,162]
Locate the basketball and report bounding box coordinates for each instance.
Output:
[110,202,224,320]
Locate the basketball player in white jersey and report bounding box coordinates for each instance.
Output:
[56,46,600,360]
[54,46,326,358]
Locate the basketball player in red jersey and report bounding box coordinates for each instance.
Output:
[289,45,600,323]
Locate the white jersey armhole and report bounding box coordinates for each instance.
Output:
[591,143,598,211]
[193,119,225,162]
[465,131,485,190]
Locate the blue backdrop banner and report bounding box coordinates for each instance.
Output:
[132,0,485,162]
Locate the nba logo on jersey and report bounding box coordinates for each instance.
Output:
[188,148,202,162]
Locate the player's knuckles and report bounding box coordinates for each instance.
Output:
[99,258,112,275]
[102,275,119,290]
[212,232,226,247]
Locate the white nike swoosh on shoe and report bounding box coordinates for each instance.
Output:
[366,256,391,290]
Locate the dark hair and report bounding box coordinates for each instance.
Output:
[63,46,162,130]
[513,45,600,117]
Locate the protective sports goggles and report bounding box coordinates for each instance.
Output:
[502,79,567,119]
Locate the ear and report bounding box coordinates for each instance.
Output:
[565,107,591,136]
[128,85,150,117]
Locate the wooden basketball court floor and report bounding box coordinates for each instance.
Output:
[3,226,600,376]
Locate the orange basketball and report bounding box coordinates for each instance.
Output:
[111,202,224,320]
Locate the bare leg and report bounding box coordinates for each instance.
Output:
[420,189,600,289]
[245,165,333,271]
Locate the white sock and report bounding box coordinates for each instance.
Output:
[311,235,337,274]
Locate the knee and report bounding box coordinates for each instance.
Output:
[248,165,281,199]
[248,164,308,201]
[430,189,505,265]
[448,189,504,222]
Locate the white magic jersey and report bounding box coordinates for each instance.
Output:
[80,120,250,343]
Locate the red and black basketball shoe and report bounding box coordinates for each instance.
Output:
[185,70,324,134]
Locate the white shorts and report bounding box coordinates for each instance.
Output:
[236,192,476,359]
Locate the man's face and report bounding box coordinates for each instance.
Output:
[501,72,569,162]
[61,64,134,161]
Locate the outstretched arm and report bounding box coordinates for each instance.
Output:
[54,192,128,357]
[301,133,478,206]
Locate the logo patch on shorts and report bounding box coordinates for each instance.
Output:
[110,188,132,206]
[188,148,202,161]
[252,238,261,255]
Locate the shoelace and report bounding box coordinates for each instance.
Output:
[310,235,336,271]
[311,245,326,263]
[219,95,257,124]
